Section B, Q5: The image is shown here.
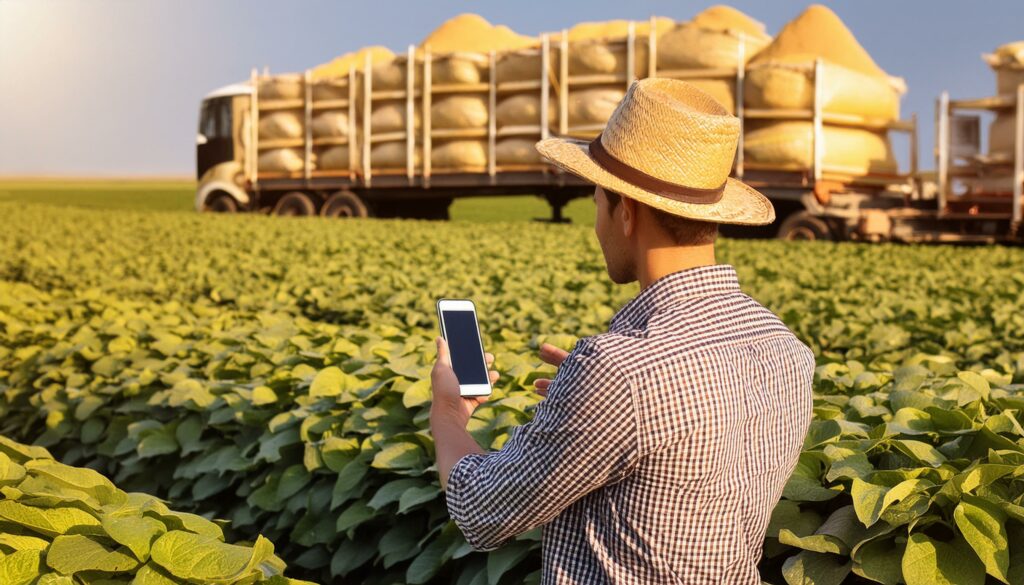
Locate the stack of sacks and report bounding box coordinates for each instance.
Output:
[656,5,771,113]
[370,14,537,170]
[310,46,395,80]
[256,74,307,173]
[558,18,672,136]
[742,5,904,176]
[984,42,1024,162]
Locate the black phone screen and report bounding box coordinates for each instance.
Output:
[441,310,489,385]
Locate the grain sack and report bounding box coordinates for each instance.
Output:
[983,42,1024,95]
[432,139,487,168]
[569,87,625,126]
[370,104,421,133]
[749,5,886,77]
[988,113,1020,161]
[745,5,901,121]
[657,6,770,70]
[258,148,305,172]
[258,75,303,100]
[311,46,395,80]
[259,112,303,140]
[744,121,897,176]
[432,95,488,129]
[568,40,650,76]
[371,142,421,168]
[496,49,552,82]
[311,79,349,101]
[554,17,674,42]
[318,145,351,170]
[418,13,536,54]
[432,53,488,85]
[372,59,423,91]
[496,93,557,127]
[312,111,349,138]
[746,61,902,120]
[496,138,542,165]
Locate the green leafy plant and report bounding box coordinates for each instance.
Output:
[0,434,311,585]
[1,203,1024,584]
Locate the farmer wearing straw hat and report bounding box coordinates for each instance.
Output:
[430,78,815,584]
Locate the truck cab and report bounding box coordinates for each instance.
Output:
[195,83,251,212]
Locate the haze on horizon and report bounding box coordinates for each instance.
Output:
[0,0,1021,177]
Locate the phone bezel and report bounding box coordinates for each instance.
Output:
[435,298,492,397]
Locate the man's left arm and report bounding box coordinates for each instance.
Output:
[430,337,640,551]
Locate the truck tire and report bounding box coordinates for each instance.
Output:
[273,192,315,217]
[321,191,368,218]
[205,192,238,213]
[777,211,833,241]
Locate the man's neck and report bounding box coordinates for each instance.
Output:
[637,244,717,290]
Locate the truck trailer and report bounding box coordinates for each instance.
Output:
[194,20,1024,243]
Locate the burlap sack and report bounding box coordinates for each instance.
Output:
[568,87,625,126]
[258,75,304,100]
[496,138,542,165]
[984,42,1024,95]
[312,79,349,101]
[318,145,351,170]
[371,104,421,132]
[744,121,897,176]
[432,139,487,168]
[657,23,770,70]
[372,59,423,91]
[432,53,488,85]
[258,148,305,172]
[745,61,902,121]
[568,39,650,76]
[432,95,488,129]
[496,93,558,127]
[988,113,1020,161]
[371,142,421,168]
[259,112,303,140]
[312,111,349,138]
[496,49,552,82]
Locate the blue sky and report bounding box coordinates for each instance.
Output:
[1,0,1021,176]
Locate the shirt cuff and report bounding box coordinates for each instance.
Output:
[445,452,492,548]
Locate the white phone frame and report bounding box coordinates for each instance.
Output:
[436,298,492,397]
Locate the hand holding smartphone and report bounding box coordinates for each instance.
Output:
[435,299,492,397]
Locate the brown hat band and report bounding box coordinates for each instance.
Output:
[588,133,726,204]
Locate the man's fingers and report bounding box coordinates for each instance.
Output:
[489,370,498,384]
[534,378,551,389]
[435,337,452,367]
[485,352,494,365]
[535,387,547,397]
[539,342,569,367]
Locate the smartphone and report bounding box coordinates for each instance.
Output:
[435,298,492,397]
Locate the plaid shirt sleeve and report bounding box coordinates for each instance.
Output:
[444,336,640,551]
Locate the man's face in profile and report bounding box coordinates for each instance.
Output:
[593,186,633,285]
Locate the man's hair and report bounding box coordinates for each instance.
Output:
[601,188,718,246]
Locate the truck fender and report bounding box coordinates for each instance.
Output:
[195,180,250,211]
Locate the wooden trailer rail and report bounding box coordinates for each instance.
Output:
[246,15,918,201]
[936,84,1024,230]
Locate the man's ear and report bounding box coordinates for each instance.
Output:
[621,195,635,238]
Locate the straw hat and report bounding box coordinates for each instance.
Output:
[535,77,774,225]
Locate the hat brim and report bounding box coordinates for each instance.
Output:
[536,137,775,226]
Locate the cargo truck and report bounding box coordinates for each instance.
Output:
[195,21,1023,243]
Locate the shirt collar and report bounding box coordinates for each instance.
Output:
[608,264,741,333]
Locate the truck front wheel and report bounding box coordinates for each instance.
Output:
[777,211,833,241]
[321,191,368,218]
[273,192,315,217]
[205,192,238,213]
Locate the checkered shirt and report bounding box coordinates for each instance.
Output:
[445,264,816,584]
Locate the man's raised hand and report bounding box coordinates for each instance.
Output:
[533,342,569,398]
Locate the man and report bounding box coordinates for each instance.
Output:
[429,78,815,584]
